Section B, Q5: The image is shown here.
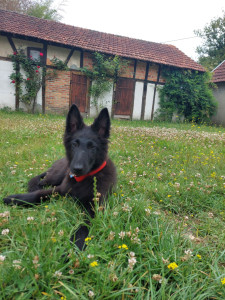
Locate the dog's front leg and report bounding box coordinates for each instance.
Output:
[70,205,95,251]
[3,185,64,206]
[70,225,90,251]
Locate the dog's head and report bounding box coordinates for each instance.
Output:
[64,104,111,176]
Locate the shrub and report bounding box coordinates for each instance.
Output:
[158,67,217,123]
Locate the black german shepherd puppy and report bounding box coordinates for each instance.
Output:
[3,104,117,250]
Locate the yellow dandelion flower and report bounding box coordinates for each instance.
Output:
[90,261,98,267]
[167,262,178,270]
[85,237,92,245]
[85,237,92,242]
[221,278,225,285]
[51,237,56,243]
[196,254,202,259]
[118,244,128,250]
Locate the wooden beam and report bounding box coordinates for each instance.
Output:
[65,48,75,65]
[42,43,47,114]
[151,65,161,120]
[7,36,17,52]
[140,62,150,120]
[80,50,83,68]
[133,60,137,79]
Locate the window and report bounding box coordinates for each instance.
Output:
[27,47,44,63]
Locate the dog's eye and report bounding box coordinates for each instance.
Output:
[73,140,79,147]
[87,141,95,149]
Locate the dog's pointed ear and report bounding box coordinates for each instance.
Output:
[66,104,84,134]
[91,108,110,138]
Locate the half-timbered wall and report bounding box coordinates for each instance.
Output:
[0,33,165,119]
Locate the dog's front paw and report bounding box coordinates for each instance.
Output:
[3,194,25,205]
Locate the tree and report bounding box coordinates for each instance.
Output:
[0,0,66,21]
[195,11,225,70]
[0,0,31,12]
[26,0,64,21]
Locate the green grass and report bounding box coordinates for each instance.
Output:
[0,110,225,299]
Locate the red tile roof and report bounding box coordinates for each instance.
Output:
[212,60,225,82]
[0,9,205,72]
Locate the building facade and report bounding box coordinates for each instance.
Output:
[0,9,205,119]
[212,61,225,126]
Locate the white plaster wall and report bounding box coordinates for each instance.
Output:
[13,38,43,50]
[144,83,155,120]
[153,85,162,116]
[132,81,143,120]
[18,67,42,112]
[47,45,70,63]
[0,36,13,57]
[68,50,81,69]
[0,60,15,109]
[90,85,113,117]
[212,83,225,126]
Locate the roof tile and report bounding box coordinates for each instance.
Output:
[212,60,225,82]
[0,9,205,72]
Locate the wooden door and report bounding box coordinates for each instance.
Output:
[70,73,87,112]
[114,78,135,115]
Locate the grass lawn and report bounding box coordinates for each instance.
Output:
[0,110,225,299]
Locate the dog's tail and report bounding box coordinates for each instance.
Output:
[27,172,46,192]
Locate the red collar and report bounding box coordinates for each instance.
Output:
[71,161,107,182]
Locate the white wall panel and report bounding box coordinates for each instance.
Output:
[144,83,155,120]
[0,60,15,109]
[153,85,162,118]
[90,85,113,117]
[132,81,143,120]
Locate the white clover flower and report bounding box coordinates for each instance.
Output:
[145,208,151,216]
[13,260,22,269]
[184,249,193,256]
[128,257,137,269]
[0,211,10,218]
[88,290,95,298]
[118,231,126,240]
[2,229,9,235]
[53,270,62,278]
[0,255,6,262]
[58,230,64,236]
[108,231,115,240]
[27,216,34,221]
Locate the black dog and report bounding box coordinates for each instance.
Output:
[3,104,117,250]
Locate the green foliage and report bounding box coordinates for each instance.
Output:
[45,57,69,80]
[9,48,43,113]
[50,57,69,71]
[158,67,217,123]
[81,52,127,112]
[26,0,63,21]
[195,11,225,70]
[0,0,65,21]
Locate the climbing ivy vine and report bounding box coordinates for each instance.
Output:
[81,52,127,113]
[9,49,68,113]
[157,67,217,123]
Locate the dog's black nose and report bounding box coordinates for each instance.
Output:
[73,167,83,176]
